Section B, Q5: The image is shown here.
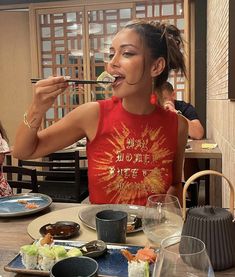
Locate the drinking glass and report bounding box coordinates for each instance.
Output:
[142,194,183,245]
[153,235,215,277]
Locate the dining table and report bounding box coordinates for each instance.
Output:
[185,139,222,207]
[0,202,235,277]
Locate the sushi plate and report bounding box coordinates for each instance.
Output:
[4,240,154,276]
[0,193,52,217]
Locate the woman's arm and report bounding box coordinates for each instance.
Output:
[167,115,188,205]
[13,77,99,160]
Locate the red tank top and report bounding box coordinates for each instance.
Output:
[87,98,178,205]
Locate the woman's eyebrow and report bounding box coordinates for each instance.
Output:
[109,44,139,51]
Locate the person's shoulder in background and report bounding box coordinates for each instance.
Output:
[174,100,199,121]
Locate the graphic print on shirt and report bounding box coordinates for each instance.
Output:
[93,122,173,204]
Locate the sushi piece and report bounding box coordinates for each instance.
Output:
[38,245,55,271]
[20,244,38,269]
[121,247,157,263]
[128,260,150,277]
[67,247,83,257]
[135,247,157,263]
[53,245,68,262]
[97,71,115,89]
[36,233,54,247]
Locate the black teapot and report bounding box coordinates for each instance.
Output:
[181,170,235,271]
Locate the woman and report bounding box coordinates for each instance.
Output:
[0,121,12,196]
[13,20,188,205]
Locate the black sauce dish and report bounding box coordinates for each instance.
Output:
[39,221,80,239]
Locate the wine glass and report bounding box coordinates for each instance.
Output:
[153,235,215,277]
[142,194,183,246]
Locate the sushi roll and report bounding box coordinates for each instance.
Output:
[53,245,68,262]
[128,260,150,277]
[67,247,83,257]
[97,71,115,89]
[20,244,38,269]
[38,245,55,271]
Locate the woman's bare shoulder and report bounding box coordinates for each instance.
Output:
[67,101,100,141]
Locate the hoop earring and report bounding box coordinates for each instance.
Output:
[150,79,157,105]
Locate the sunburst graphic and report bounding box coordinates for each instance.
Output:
[93,122,173,204]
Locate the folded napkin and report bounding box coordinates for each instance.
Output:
[201,143,218,149]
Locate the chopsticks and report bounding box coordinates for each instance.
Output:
[31,78,113,84]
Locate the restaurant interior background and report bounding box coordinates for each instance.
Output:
[0,0,234,208]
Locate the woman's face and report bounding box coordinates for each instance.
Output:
[107,28,153,99]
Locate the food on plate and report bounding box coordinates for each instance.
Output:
[127,215,142,232]
[135,247,157,263]
[53,245,68,262]
[38,233,54,246]
[121,246,157,263]
[128,260,149,277]
[17,199,40,209]
[25,202,40,209]
[121,246,157,277]
[97,71,115,89]
[20,243,68,270]
[38,245,55,271]
[19,236,101,271]
[67,247,83,257]
[17,199,28,204]
[20,244,38,269]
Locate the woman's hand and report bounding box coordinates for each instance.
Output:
[32,76,69,115]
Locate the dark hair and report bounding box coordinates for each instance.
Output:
[160,81,174,93]
[0,121,9,142]
[124,20,186,88]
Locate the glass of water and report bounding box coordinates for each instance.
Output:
[142,194,183,246]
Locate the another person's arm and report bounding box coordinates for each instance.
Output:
[164,101,204,140]
[167,115,188,205]
[185,118,204,140]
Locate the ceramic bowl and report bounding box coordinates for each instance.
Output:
[50,256,98,277]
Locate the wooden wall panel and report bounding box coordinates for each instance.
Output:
[0,11,31,146]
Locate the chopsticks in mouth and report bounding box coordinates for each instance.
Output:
[31,78,113,84]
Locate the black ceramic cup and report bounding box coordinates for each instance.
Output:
[50,256,98,277]
[95,209,128,243]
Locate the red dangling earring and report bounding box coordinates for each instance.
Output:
[150,79,157,105]
[150,93,157,105]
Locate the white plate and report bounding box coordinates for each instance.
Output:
[78,204,144,233]
[0,193,52,217]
